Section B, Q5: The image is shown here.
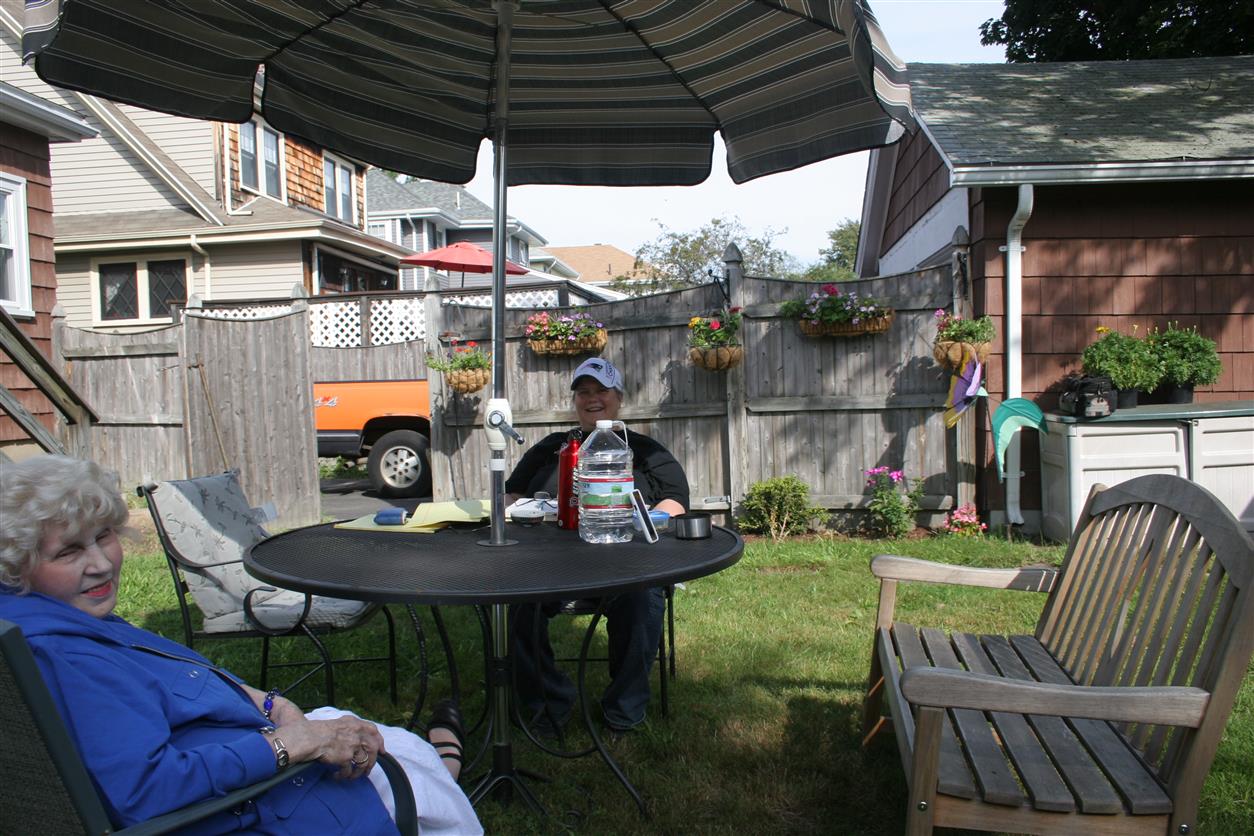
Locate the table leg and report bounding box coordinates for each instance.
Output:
[467,603,546,814]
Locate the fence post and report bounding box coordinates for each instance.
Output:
[723,243,747,519]
[423,272,448,499]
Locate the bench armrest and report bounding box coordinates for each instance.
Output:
[871,554,1057,592]
[900,667,1210,728]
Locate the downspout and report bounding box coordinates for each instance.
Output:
[1001,184,1034,525]
[189,234,211,300]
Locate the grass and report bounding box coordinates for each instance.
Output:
[114,519,1253,835]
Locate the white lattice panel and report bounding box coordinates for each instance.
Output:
[442,289,560,309]
[311,300,363,347]
[197,303,293,319]
[370,297,425,345]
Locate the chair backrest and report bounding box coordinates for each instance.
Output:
[1036,474,1254,798]
[142,472,287,622]
[0,618,116,835]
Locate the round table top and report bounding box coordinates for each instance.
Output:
[245,521,743,605]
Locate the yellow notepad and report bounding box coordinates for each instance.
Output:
[334,499,490,533]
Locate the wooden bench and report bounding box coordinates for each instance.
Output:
[862,474,1254,835]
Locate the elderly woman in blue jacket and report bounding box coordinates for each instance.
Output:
[0,455,481,835]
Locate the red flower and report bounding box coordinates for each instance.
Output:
[729,306,742,313]
[709,319,721,330]
[467,340,477,347]
[821,283,840,295]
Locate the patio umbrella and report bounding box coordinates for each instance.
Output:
[400,241,528,288]
[22,0,915,542]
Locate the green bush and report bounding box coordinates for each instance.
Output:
[737,476,827,540]
[1080,328,1163,391]
[864,466,924,538]
[1148,322,1221,386]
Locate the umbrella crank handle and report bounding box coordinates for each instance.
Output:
[485,398,524,450]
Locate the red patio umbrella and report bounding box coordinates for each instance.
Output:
[399,241,528,276]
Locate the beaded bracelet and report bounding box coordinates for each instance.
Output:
[262,689,280,721]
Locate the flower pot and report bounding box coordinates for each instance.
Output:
[528,328,608,356]
[445,368,490,394]
[1165,383,1194,404]
[797,311,894,337]
[689,345,743,371]
[1116,388,1139,409]
[933,340,991,371]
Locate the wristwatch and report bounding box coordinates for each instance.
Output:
[260,725,290,771]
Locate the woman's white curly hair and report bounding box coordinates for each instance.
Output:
[0,456,129,591]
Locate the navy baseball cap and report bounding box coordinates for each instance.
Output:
[570,358,624,392]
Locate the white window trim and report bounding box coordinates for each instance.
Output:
[0,172,33,318]
[323,152,357,223]
[238,119,286,202]
[89,254,190,326]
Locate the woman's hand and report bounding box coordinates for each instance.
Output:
[275,715,386,780]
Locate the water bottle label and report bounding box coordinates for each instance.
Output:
[578,476,634,509]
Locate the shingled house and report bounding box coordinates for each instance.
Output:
[857,56,1254,530]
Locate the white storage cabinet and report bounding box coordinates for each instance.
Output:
[1040,402,1254,542]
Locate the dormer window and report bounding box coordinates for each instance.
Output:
[324,154,355,223]
[240,120,283,198]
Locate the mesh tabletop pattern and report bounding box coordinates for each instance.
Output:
[247,523,742,605]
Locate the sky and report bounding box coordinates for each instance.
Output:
[461,1,1008,267]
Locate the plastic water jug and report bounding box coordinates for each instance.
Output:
[576,419,634,543]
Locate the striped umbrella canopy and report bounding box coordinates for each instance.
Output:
[23,0,914,546]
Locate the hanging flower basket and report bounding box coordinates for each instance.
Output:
[528,329,608,356]
[933,340,991,371]
[444,367,490,394]
[689,345,744,371]
[798,311,895,337]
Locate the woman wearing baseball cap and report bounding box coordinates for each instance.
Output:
[504,358,688,736]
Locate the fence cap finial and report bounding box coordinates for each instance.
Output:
[722,243,743,263]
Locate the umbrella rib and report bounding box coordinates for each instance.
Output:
[257,0,374,67]
[596,0,722,129]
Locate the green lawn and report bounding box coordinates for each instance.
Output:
[114,522,1253,835]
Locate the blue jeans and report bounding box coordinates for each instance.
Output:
[509,586,666,730]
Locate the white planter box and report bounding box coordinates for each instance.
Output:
[1041,402,1254,542]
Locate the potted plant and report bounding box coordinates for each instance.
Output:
[1080,326,1163,408]
[1147,322,1221,404]
[524,310,607,355]
[778,283,894,337]
[687,306,743,370]
[426,339,491,394]
[932,309,995,371]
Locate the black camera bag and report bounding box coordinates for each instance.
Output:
[1059,375,1116,418]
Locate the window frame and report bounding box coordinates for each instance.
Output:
[238,120,285,201]
[0,172,33,318]
[89,254,190,326]
[323,153,357,223]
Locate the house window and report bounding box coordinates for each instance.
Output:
[367,221,393,243]
[315,247,396,294]
[240,120,283,198]
[0,173,32,317]
[323,155,355,222]
[93,257,188,323]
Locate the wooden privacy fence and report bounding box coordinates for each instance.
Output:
[434,262,962,522]
[53,258,965,529]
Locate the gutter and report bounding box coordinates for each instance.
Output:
[188,234,211,298]
[951,159,1254,187]
[1000,184,1034,526]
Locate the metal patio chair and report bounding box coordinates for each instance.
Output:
[138,470,398,705]
[0,617,418,836]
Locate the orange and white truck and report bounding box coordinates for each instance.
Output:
[313,379,432,497]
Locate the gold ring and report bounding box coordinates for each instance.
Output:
[350,749,368,767]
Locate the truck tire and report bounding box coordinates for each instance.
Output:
[367,430,432,498]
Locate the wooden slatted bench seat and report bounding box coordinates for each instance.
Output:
[862,474,1254,836]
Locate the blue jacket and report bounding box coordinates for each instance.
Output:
[0,590,396,835]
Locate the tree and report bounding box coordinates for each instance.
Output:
[801,218,860,282]
[980,1,1254,62]
[611,216,798,295]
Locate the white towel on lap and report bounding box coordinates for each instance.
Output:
[305,706,482,836]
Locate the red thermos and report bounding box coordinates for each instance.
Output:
[556,429,583,530]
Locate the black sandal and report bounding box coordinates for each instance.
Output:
[427,699,465,779]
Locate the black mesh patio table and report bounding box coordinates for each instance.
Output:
[245,521,741,606]
[246,519,743,817]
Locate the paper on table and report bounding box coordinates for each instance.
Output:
[334,499,490,533]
